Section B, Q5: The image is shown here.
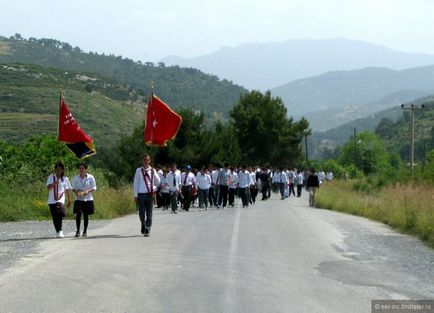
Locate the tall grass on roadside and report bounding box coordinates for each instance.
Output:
[316,180,434,248]
[0,167,135,222]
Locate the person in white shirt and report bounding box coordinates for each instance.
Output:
[133,154,160,237]
[217,163,231,208]
[208,165,219,207]
[318,170,326,184]
[237,166,250,208]
[249,167,258,204]
[166,163,181,214]
[160,168,171,210]
[181,165,196,211]
[196,167,211,211]
[155,165,164,208]
[296,170,304,197]
[72,163,96,237]
[46,162,72,238]
[228,167,238,207]
[276,167,287,200]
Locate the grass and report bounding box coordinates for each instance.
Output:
[0,168,136,222]
[316,180,434,248]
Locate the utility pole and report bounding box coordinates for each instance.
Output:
[303,130,311,165]
[401,103,425,175]
[354,128,357,171]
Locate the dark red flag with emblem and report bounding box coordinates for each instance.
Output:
[144,94,182,146]
[58,96,96,158]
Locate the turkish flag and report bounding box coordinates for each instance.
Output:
[58,97,96,158]
[145,95,182,146]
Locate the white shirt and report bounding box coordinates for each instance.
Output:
[133,167,161,197]
[160,175,170,193]
[196,172,211,190]
[210,170,219,185]
[318,171,326,182]
[166,171,181,192]
[238,171,250,188]
[277,172,287,184]
[46,174,72,205]
[157,169,164,187]
[217,169,231,186]
[296,173,304,185]
[230,172,238,188]
[181,172,196,187]
[72,173,97,201]
[249,172,256,186]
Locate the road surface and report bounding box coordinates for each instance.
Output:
[0,192,433,313]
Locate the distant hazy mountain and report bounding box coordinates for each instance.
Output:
[271,65,434,130]
[309,94,434,160]
[162,38,434,90]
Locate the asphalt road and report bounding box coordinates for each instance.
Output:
[0,191,433,313]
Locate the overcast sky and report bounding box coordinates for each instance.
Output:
[2,0,434,62]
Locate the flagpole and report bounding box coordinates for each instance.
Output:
[57,91,62,162]
[150,81,154,149]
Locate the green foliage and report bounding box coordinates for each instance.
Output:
[339,131,392,175]
[0,63,143,149]
[311,159,349,178]
[375,99,434,163]
[0,135,136,222]
[112,107,243,181]
[0,135,77,183]
[230,90,309,166]
[0,36,246,123]
[316,180,434,248]
[422,149,434,183]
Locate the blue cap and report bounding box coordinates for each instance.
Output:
[185,165,192,170]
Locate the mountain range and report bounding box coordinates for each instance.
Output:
[162,38,434,90]
[309,94,434,160]
[271,65,434,130]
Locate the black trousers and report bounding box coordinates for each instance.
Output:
[182,186,192,211]
[170,191,179,212]
[261,184,269,200]
[218,185,229,207]
[156,188,163,208]
[239,188,248,206]
[289,183,295,196]
[297,184,303,197]
[250,186,258,203]
[49,204,63,232]
[138,193,153,231]
[162,192,170,209]
[279,183,286,199]
[228,188,237,206]
[208,185,216,206]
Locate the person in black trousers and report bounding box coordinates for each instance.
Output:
[306,168,320,207]
[259,168,270,200]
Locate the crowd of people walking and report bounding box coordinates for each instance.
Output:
[46,154,333,238]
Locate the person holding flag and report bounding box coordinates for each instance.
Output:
[46,162,72,238]
[133,90,181,234]
[133,154,160,237]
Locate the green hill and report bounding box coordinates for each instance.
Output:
[0,35,247,121]
[271,66,434,131]
[0,63,144,145]
[310,94,434,160]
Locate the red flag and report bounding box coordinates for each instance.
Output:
[145,94,182,146]
[58,97,96,158]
